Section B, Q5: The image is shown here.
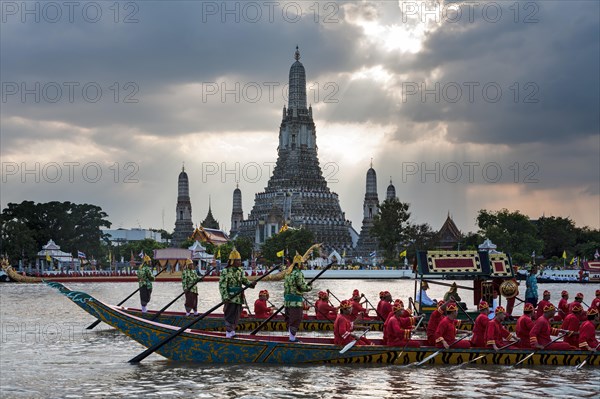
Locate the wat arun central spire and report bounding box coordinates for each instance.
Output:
[239,47,354,252]
[288,46,307,111]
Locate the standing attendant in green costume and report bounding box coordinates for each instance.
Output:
[219,248,255,338]
[284,253,313,342]
[181,258,200,316]
[137,255,155,313]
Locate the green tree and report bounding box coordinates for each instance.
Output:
[371,198,413,261]
[535,216,577,258]
[260,228,315,263]
[0,219,37,264]
[1,201,111,262]
[411,222,437,253]
[179,238,195,249]
[573,226,600,260]
[476,209,543,264]
[461,231,484,250]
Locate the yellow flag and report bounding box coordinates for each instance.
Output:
[569,257,575,265]
[562,250,567,259]
[216,248,221,259]
[399,250,407,258]
[45,253,51,262]
[276,250,285,257]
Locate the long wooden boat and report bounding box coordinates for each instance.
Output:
[76,289,598,366]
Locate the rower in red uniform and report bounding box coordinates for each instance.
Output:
[349,289,369,321]
[561,303,583,348]
[556,290,569,322]
[529,304,573,350]
[377,291,393,321]
[485,306,518,351]
[435,303,471,349]
[253,290,274,318]
[591,290,600,313]
[471,301,491,348]
[578,308,599,351]
[569,293,587,322]
[516,303,535,348]
[535,290,553,320]
[383,299,403,344]
[315,291,338,320]
[384,301,424,347]
[334,299,371,346]
[426,300,447,346]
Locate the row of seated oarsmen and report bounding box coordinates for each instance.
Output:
[534,289,594,322]
[252,289,600,350]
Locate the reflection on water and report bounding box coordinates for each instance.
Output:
[1,282,599,398]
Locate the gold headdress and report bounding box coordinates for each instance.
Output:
[285,243,322,274]
[229,248,241,261]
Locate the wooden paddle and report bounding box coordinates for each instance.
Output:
[575,343,600,370]
[409,332,473,367]
[361,294,384,321]
[326,289,342,304]
[448,295,475,324]
[512,332,569,367]
[408,297,428,330]
[129,264,281,363]
[86,265,169,330]
[422,279,473,291]
[149,267,215,321]
[249,260,336,336]
[454,340,520,368]
[339,328,371,354]
[243,295,253,316]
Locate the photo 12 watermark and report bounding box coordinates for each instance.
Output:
[200,81,338,104]
[2,162,140,184]
[400,1,540,24]
[1,82,140,104]
[401,161,540,184]
[1,1,140,24]
[201,161,339,184]
[400,81,540,104]
[1,321,129,344]
[200,1,340,24]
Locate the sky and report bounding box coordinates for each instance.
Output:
[1,0,599,237]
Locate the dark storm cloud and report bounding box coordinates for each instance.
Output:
[392,1,600,145]
[1,1,367,138]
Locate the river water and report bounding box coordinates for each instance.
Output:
[1,280,599,398]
